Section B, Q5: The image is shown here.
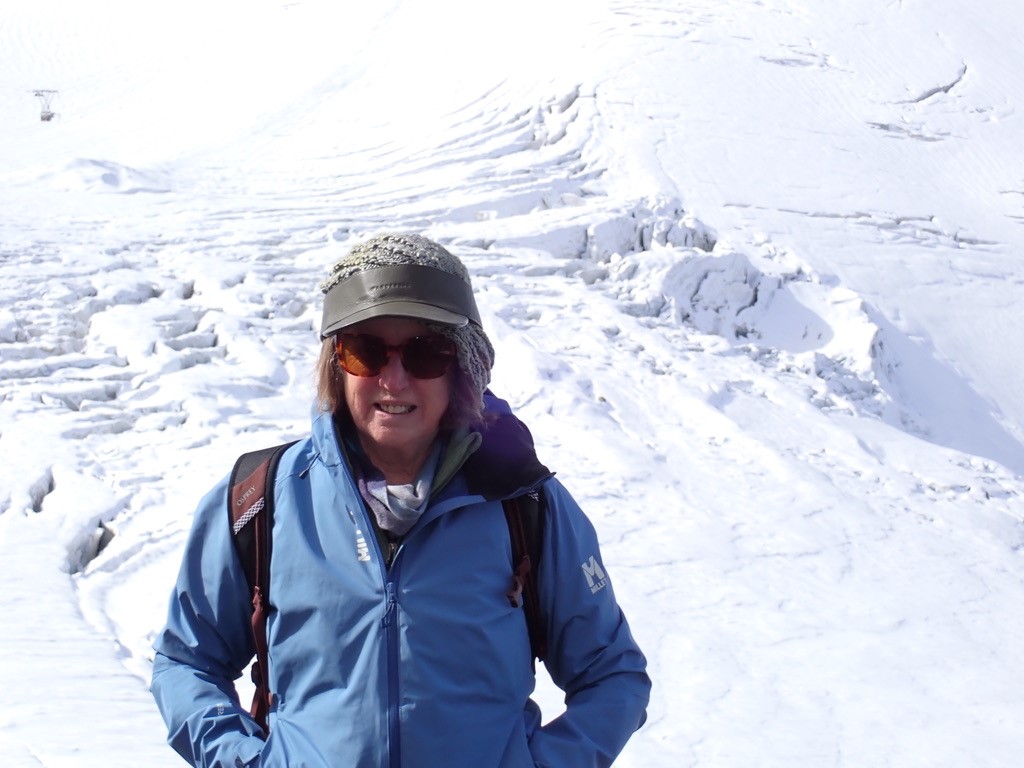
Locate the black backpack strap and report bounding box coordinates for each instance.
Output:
[503,488,547,665]
[228,441,296,736]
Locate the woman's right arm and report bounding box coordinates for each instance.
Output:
[150,477,267,768]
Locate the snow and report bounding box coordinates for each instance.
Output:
[2,0,1023,765]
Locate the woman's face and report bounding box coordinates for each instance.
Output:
[340,317,452,477]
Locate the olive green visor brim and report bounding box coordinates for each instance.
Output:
[320,264,481,338]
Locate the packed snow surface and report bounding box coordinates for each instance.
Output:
[2,1,1023,765]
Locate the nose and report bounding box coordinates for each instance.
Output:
[377,348,409,391]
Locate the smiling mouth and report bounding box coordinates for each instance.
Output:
[377,403,415,415]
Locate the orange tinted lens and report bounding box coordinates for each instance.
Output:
[336,334,388,376]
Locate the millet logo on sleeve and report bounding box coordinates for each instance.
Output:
[581,555,607,594]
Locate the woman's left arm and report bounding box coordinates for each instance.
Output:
[528,479,652,768]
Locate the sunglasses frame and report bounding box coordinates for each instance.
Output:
[335,332,457,380]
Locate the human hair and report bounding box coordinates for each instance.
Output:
[314,338,484,430]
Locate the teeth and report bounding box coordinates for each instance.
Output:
[379,404,413,415]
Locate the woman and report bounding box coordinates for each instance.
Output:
[151,234,651,767]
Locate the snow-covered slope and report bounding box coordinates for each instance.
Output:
[2,1,1022,765]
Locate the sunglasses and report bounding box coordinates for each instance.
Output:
[335,333,457,379]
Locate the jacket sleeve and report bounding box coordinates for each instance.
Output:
[528,479,652,768]
[150,476,268,768]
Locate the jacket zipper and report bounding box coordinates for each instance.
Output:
[382,577,402,768]
[356,500,404,768]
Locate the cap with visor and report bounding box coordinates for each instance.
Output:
[318,233,495,403]
[320,263,481,338]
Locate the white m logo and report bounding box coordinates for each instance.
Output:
[581,555,607,594]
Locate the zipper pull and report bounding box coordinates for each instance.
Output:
[382,582,397,627]
[298,452,318,479]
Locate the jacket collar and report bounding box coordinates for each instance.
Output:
[310,392,552,503]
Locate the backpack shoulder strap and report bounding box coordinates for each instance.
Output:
[227,441,296,736]
[503,488,548,665]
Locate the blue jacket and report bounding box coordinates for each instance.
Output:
[152,397,650,767]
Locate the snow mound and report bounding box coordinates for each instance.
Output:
[41,158,170,194]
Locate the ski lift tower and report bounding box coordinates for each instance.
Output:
[32,90,58,121]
